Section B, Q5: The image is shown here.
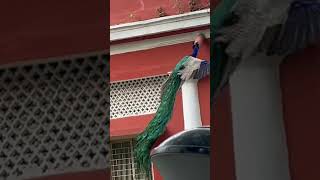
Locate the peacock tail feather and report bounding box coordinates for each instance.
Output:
[211,0,237,100]
[134,56,192,176]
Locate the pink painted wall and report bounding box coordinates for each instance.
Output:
[110,0,210,25]
[280,46,320,180]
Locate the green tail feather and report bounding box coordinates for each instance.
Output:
[134,56,191,175]
[211,0,237,100]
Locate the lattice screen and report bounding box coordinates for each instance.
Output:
[110,75,168,119]
[0,54,110,180]
[111,140,150,180]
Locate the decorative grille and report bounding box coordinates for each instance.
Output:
[110,75,169,119]
[111,140,150,180]
[0,54,110,180]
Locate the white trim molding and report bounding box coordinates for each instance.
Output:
[111,29,210,55]
[110,9,210,42]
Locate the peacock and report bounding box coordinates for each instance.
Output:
[212,0,320,99]
[134,34,210,176]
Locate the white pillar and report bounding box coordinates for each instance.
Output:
[229,55,291,180]
[181,79,202,130]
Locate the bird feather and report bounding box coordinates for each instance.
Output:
[213,0,320,98]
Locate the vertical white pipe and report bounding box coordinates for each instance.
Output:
[181,79,202,130]
[229,56,290,180]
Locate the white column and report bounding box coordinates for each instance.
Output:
[229,55,291,180]
[181,79,202,130]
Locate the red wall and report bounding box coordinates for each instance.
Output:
[280,46,320,180]
[111,41,209,81]
[110,0,210,25]
[1,1,110,180]
[212,86,236,180]
[110,40,210,179]
[0,0,107,65]
[110,41,210,134]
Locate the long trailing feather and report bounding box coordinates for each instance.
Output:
[211,0,237,100]
[134,56,192,175]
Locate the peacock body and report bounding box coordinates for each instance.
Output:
[134,56,187,175]
[134,46,210,175]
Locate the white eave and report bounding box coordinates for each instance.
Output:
[110,9,210,42]
[110,29,210,55]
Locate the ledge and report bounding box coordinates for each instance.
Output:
[111,29,210,55]
[110,9,210,42]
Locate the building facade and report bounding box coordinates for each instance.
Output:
[110,0,210,179]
